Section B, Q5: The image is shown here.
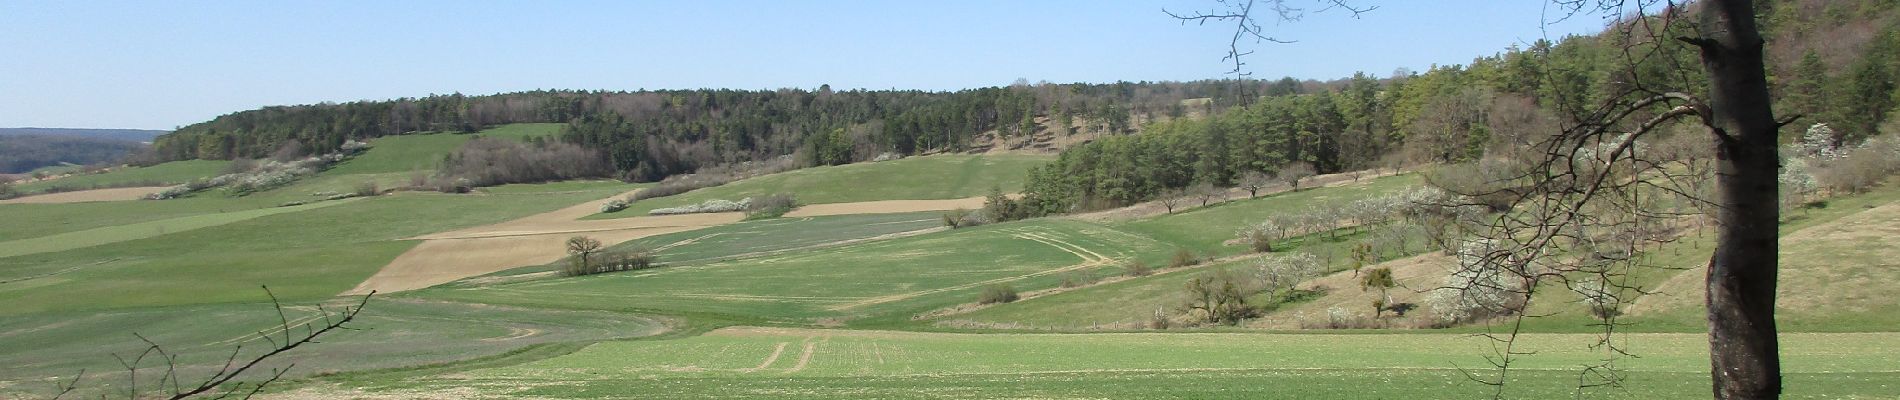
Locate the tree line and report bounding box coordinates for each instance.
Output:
[1016,0,1900,214]
[153,81,1275,181]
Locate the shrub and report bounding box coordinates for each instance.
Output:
[1060,271,1100,288]
[943,208,973,228]
[746,193,798,218]
[600,198,630,213]
[1426,238,1527,325]
[650,198,752,215]
[561,236,605,277]
[0,181,17,200]
[223,158,260,175]
[1237,221,1281,253]
[597,247,658,272]
[634,174,731,200]
[1813,145,1896,194]
[436,138,612,188]
[1169,249,1200,269]
[1147,313,1171,330]
[1183,268,1255,325]
[353,181,380,197]
[978,284,1020,304]
[1125,260,1153,277]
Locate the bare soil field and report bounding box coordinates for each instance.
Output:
[0,186,169,204]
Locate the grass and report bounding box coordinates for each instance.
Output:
[0,196,275,242]
[0,198,358,259]
[316,328,1900,399]
[592,154,1050,218]
[323,123,566,176]
[485,212,946,277]
[0,184,637,315]
[0,297,666,399]
[420,219,1170,326]
[1116,173,1421,255]
[13,159,231,193]
[323,133,471,176]
[942,256,1248,329]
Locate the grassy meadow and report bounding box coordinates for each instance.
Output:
[4,132,1898,399]
[315,328,1900,399]
[13,159,232,193]
[594,154,1052,217]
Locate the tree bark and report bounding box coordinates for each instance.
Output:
[1693,0,1782,398]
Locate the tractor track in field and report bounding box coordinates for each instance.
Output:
[348,190,989,295]
[825,229,1119,311]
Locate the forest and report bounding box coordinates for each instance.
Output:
[148,0,1896,192]
[1013,0,1900,214]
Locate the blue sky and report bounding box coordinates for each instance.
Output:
[0,1,1621,130]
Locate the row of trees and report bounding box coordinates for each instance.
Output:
[152,81,1282,180]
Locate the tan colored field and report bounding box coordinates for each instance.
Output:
[1627,202,1900,318]
[0,186,168,204]
[1249,253,1454,329]
[781,197,986,218]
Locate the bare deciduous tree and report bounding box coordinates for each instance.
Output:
[1275,161,1316,191]
[1237,170,1272,198]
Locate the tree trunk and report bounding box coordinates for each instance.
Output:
[1694,1,1782,398]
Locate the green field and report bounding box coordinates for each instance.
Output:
[1116,173,1421,255]
[594,154,1051,218]
[14,159,232,193]
[322,328,1900,399]
[0,298,667,399]
[423,219,1169,326]
[4,150,1897,399]
[0,198,357,259]
[314,123,563,176]
[0,184,638,316]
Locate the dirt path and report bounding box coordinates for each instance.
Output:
[0,186,170,204]
[781,197,986,218]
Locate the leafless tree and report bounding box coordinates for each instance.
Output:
[1179,1,1789,398]
[1157,189,1186,213]
[54,287,373,399]
[1238,170,1272,198]
[1276,161,1317,191]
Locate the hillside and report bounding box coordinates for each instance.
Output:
[7,1,1900,399]
[0,135,148,173]
[0,127,167,142]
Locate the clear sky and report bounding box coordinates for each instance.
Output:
[0,1,1621,130]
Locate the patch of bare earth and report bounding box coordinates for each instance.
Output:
[1248,253,1456,330]
[1627,202,1900,318]
[0,186,170,204]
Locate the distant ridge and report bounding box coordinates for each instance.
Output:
[0,128,168,143]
